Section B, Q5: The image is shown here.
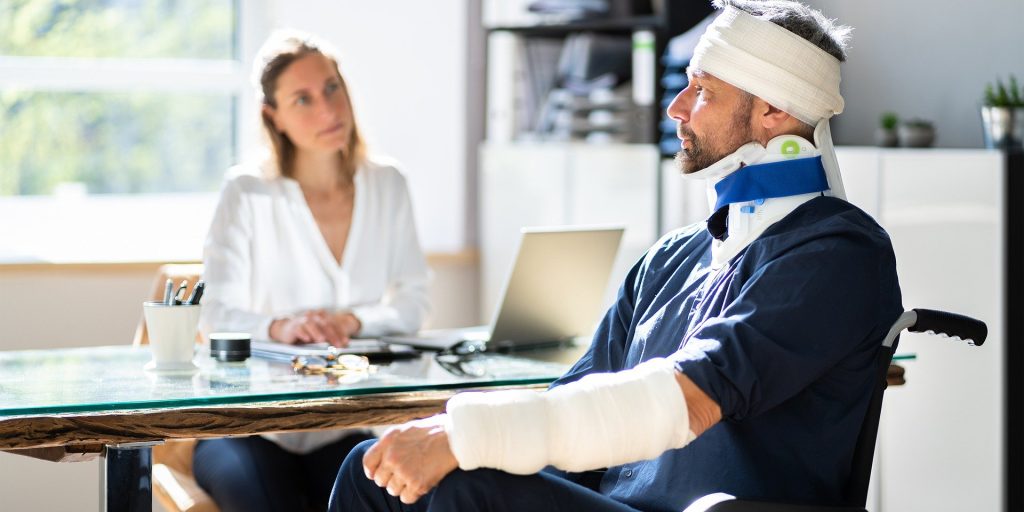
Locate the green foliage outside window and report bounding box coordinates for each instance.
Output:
[0,0,237,196]
[0,0,234,59]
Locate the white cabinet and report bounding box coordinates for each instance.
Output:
[479,142,658,323]
[838,148,1004,511]
[871,149,1004,512]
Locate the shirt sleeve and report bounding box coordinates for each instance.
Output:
[673,234,895,421]
[350,170,431,337]
[199,177,275,341]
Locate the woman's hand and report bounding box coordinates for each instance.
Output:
[363,414,459,504]
[269,310,355,347]
[329,312,362,343]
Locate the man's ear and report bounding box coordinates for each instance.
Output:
[754,97,793,131]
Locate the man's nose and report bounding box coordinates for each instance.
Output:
[666,88,690,125]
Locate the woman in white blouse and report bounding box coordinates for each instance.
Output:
[193,30,430,512]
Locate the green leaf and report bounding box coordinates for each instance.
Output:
[1010,75,1023,106]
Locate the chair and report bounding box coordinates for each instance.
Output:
[134,263,219,512]
[687,308,988,512]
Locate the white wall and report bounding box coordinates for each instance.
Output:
[803,0,1024,148]
[266,0,470,252]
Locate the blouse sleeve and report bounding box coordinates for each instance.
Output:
[350,170,431,337]
[199,176,275,341]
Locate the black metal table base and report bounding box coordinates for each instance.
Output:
[100,445,153,512]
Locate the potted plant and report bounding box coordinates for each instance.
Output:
[898,118,936,148]
[982,75,1024,149]
[875,112,899,147]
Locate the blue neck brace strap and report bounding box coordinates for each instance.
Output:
[713,156,830,211]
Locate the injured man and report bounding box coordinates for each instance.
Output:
[330,1,903,510]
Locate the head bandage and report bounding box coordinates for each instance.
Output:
[688,6,847,200]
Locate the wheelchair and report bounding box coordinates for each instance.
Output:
[683,308,988,512]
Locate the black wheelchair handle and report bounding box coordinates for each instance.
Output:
[908,308,987,346]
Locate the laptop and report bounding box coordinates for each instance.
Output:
[384,226,624,351]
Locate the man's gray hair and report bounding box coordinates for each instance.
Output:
[713,0,852,62]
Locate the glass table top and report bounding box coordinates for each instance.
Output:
[0,345,570,417]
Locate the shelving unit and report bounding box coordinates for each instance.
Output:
[478,7,715,318]
[483,4,714,145]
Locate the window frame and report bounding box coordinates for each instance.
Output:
[0,0,271,264]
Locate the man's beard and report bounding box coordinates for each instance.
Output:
[674,99,755,174]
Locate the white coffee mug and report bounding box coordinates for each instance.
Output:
[143,301,201,371]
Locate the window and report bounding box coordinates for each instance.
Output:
[0,0,261,263]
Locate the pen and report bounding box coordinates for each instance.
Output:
[163,278,174,305]
[173,280,188,305]
[187,281,205,305]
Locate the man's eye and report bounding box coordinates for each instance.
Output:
[295,95,310,106]
[325,82,340,95]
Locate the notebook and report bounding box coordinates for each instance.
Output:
[250,339,419,362]
[384,226,624,351]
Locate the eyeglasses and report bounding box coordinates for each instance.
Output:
[291,352,371,376]
[434,340,490,377]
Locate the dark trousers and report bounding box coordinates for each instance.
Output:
[328,439,640,512]
[194,432,372,512]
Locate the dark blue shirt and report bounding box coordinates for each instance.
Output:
[551,196,903,511]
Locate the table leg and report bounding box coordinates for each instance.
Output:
[99,444,153,512]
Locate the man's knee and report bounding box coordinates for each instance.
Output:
[337,439,376,482]
[430,468,506,506]
[329,439,380,511]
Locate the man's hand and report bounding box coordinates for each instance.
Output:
[363,414,459,504]
[269,310,352,347]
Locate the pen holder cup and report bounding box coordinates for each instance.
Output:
[143,301,201,371]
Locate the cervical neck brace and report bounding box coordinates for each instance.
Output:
[444,358,694,474]
[686,135,831,268]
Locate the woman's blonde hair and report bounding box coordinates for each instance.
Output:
[253,30,367,181]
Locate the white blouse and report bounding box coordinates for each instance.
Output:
[199,156,430,453]
[200,157,430,340]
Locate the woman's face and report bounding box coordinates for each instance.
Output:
[266,52,354,155]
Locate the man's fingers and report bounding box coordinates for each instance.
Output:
[363,442,383,480]
[399,487,424,505]
[386,480,406,498]
[373,467,394,489]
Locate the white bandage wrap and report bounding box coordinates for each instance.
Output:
[687,6,848,200]
[691,6,843,125]
[444,358,694,474]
